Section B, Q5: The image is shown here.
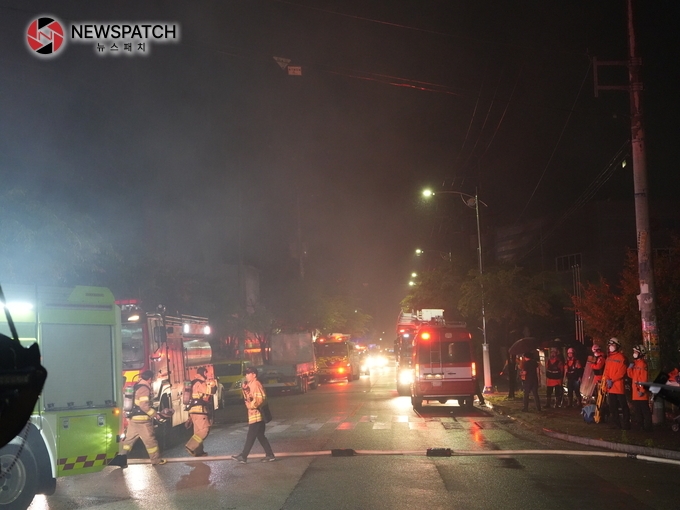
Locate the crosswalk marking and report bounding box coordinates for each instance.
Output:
[227,415,492,435]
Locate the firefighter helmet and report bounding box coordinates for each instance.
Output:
[608,337,621,349]
[633,344,646,357]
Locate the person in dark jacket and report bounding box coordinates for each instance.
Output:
[521,351,542,412]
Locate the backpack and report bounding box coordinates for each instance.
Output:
[581,404,596,423]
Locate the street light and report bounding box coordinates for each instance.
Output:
[415,248,452,261]
[422,188,492,394]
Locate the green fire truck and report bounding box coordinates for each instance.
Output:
[0,285,125,510]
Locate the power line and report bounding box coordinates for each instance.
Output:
[513,62,592,226]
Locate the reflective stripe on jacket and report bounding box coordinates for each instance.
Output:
[627,358,649,401]
[244,379,266,424]
[603,351,627,394]
[131,381,156,422]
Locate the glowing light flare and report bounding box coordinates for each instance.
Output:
[203,325,211,335]
[183,323,190,334]
[127,314,140,322]
[420,332,431,340]
[0,301,34,313]
[471,362,477,378]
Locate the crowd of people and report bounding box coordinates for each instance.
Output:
[517,337,667,432]
[121,366,275,466]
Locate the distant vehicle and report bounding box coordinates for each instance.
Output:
[410,321,477,410]
[315,334,360,383]
[213,359,251,406]
[251,332,317,393]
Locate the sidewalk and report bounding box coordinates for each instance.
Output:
[483,387,680,460]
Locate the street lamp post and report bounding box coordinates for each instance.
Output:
[422,188,493,394]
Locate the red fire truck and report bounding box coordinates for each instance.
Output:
[117,300,217,447]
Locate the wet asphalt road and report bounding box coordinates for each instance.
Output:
[29,366,679,509]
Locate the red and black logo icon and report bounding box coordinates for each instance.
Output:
[27,17,65,56]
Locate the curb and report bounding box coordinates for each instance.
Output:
[487,401,680,461]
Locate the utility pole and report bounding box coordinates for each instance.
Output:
[474,189,492,393]
[593,0,659,371]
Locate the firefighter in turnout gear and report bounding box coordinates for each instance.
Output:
[603,337,630,429]
[545,347,565,408]
[627,344,653,431]
[121,370,166,465]
[565,348,583,407]
[590,344,606,395]
[185,366,216,457]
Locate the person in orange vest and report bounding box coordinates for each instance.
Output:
[627,344,652,431]
[565,347,583,407]
[121,370,167,465]
[185,367,217,457]
[603,337,630,429]
[589,343,606,392]
[545,347,565,408]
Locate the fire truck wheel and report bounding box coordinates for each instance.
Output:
[0,443,38,510]
[411,397,423,410]
[464,397,474,409]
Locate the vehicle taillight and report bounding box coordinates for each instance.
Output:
[414,363,419,379]
[471,362,476,378]
[338,367,345,374]
[420,332,431,340]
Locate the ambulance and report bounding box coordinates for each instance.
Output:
[410,321,477,410]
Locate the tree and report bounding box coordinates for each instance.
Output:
[573,244,680,371]
[459,265,558,396]
[267,277,372,338]
[400,262,465,322]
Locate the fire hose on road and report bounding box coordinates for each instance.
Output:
[126,447,680,466]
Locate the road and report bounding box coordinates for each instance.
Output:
[29,366,678,509]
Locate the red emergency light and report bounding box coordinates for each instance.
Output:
[116,299,140,306]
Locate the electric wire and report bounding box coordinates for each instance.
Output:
[513,62,592,226]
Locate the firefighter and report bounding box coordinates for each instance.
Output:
[565,347,583,407]
[590,344,606,393]
[627,344,653,431]
[185,366,216,457]
[121,370,167,466]
[603,337,630,429]
[545,347,565,408]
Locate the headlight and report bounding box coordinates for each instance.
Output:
[398,369,414,385]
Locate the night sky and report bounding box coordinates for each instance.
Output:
[1,1,679,339]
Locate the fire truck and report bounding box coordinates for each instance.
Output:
[395,309,444,395]
[0,285,125,510]
[314,333,360,383]
[116,300,217,447]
